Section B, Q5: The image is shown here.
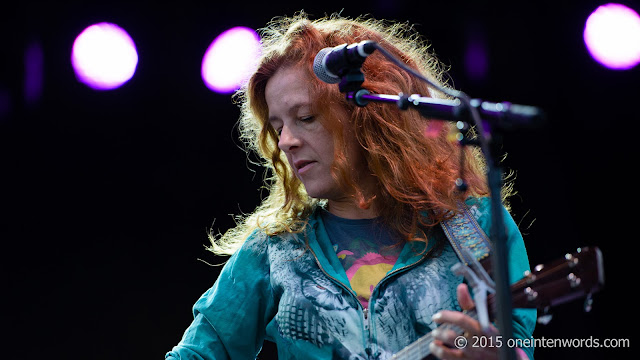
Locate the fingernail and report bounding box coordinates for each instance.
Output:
[432,312,442,321]
[429,342,442,357]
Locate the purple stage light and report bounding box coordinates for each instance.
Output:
[584,3,640,70]
[71,22,139,90]
[463,23,489,82]
[464,40,488,81]
[25,41,44,104]
[201,26,261,94]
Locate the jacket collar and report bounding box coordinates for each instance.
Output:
[305,209,434,290]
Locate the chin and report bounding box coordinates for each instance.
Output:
[300,182,326,198]
[300,174,346,200]
[303,184,344,201]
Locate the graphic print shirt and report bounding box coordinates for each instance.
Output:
[320,209,403,308]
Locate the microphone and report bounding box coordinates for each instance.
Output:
[313,40,377,84]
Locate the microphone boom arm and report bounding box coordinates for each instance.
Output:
[346,89,544,133]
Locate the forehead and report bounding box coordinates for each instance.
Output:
[265,66,313,116]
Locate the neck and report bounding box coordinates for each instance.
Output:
[326,198,378,219]
[326,169,379,219]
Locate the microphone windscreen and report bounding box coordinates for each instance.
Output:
[313,47,340,84]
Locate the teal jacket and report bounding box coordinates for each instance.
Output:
[166,197,536,359]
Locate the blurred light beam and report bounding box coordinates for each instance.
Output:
[71,22,139,90]
[584,3,640,70]
[25,40,44,105]
[201,26,261,94]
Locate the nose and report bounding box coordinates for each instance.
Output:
[278,125,302,152]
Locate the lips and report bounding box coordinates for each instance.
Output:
[294,159,316,175]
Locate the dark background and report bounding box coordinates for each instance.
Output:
[2,1,636,359]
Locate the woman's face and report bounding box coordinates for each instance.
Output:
[265,65,367,203]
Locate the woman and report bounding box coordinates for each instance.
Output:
[166,12,535,360]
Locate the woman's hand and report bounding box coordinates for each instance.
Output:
[429,283,529,360]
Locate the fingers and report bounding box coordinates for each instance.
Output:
[430,285,502,359]
[515,347,530,360]
[456,283,475,311]
[431,327,460,348]
[430,330,501,360]
[432,310,482,336]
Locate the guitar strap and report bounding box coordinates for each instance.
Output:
[440,202,492,265]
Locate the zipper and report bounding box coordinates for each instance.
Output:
[365,258,426,359]
[369,256,428,302]
[363,305,376,358]
[362,308,369,332]
[307,245,360,301]
[307,245,374,351]
[308,243,427,359]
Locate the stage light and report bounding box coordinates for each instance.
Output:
[71,22,139,90]
[584,3,640,70]
[25,41,44,105]
[464,39,488,81]
[201,26,261,94]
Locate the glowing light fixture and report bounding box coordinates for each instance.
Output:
[25,41,44,104]
[71,22,139,90]
[201,26,261,94]
[584,3,640,70]
[464,40,488,81]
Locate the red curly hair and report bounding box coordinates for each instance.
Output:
[209,12,496,255]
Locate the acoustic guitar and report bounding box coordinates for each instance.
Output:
[391,247,605,360]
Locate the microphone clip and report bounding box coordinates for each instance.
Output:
[338,68,365,93]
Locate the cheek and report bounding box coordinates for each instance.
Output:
[314,129,336,161]
[323,139,336,158]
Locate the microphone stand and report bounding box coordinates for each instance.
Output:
[344,87,544,360]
